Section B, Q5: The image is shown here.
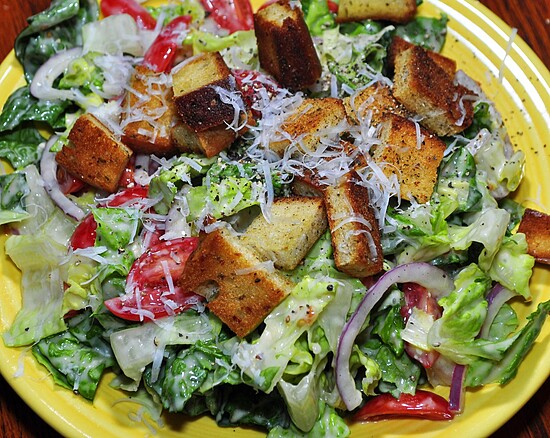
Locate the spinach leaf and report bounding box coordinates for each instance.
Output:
[0,86,70,132]
[15,0,99,82]
[0,127,45,169]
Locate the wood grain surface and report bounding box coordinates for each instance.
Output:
[0,1,548,437]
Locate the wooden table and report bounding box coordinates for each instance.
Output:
[0,1,548,437]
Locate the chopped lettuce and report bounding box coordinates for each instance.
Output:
[232,277,335,393]
[301,0,336,36]
[110,311,221,383]
[268,402,350,437]
[0,172,30,225]
[392,14,449,52]
[466,300,550,386]
[31,311,114,400]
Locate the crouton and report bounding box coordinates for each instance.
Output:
[392,45,475,137]
[172,52,240,132]
[171,121,238,158]
[56,114,132,193]
[387,36,457,78]
[517,208,550,264]
[254,0,322,91]
[120,65,178,156]
[336,0,417,24]
[179,226,295,337]
[324,171,383,278]
[344,82,409,126]
[240,196,328,270]
[270,97,347,156]
[372,113,446,203]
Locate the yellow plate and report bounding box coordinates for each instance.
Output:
[1,0,549,437]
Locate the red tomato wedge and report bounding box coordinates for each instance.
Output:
[353,390,455,422]
[100,0,157,30]
[102,185,149,207]
[143,15,192,73]
[200,0,254,33]
[70,214,97,250]
[57,166,86,194]
[104,237,202,321]
[400,282,442,368]
[70,186,149,250]
[233,69,280,118]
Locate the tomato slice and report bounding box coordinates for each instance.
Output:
[327,0,339,13]
[100,0,157,30]
[104,237,202,321]
[200,0,254,33]
[233,69,280,119]
[400,282,442,368]
[57,166,86,194]
[70,214,98,250]
[143,15,192,73]
[103,185,149,207]
[353,390,455,422]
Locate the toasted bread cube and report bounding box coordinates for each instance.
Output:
[392,45,474,136]
[171,122,237,158]
[344,82,409,126]
[324,171,383,278]
[120,65,178,156]
[270,97,347,156]
[388,36,457,78]
[56,114,132,193]
[172,52,239,132]
[518,208,550,264]
[240,197,328,270]
[179,226,295,337]
[373,113,446,203]
[254,0,322,91]
[336,0,416,23]
[291,170,326,197]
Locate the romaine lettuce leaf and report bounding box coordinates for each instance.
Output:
[0,172,30,225]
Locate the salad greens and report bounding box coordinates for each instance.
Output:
[0,0,548,436]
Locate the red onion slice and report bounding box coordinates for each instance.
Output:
[40,136,86,221]
[449,364,467,413]
[30,47,83,102]
[479,283,515,339]
[335,262,454,410]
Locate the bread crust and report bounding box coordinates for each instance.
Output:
[392,45,474,137]
[324,171,383,278]
[254,0,322,91]
[120,65,178,156]
[56,114,132,193]
[373,113,446,203]
[178,226,295,337]
[518,208,550,264]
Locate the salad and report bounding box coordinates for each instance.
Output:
[0,0,549,436]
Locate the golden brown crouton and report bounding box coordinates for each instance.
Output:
[324,171,383,278]
[172,52,240,132]
[120,65,178,156]
[517,208,550,264]
[372,113,446,203]
[240,196,328,270]
[171,122,238,158]
[387,36,457,78]
[336,0,417,23]
[392,45,475,137]
[179,226,295,337]
[344,82,410,126]
[56,114,132,193]
[270,97,347,156]
[254,0,322,91]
